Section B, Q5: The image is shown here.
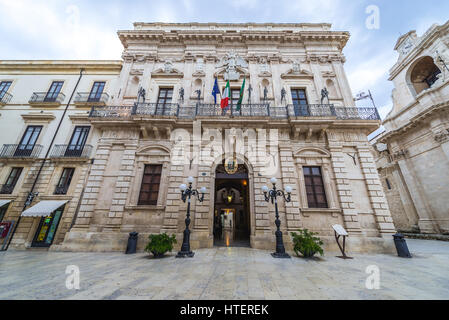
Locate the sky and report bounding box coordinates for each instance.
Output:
[0,0,448,127]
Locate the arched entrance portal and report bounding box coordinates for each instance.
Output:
[213,161,250,247]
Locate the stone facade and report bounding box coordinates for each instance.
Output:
[0,23,395,254]
[373,21,449,234]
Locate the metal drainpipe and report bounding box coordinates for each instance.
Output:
[3,68,84,251]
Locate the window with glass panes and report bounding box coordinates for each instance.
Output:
[303,166,328,208]
[88,82,105,102]
[55,168,75,195]
[1,167,22,194]
[0,81,12,100]
[291,89,308,116]
[15,126,42,156]
[156,88,173,115]
[44,81,64,102]
[138,165,162,205]
[65,126,90,156]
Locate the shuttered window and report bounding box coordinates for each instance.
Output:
[303,166,328,208]
[138,165,162,205]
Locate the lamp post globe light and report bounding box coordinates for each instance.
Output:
[177,176,206,258]
[262,178,293,259]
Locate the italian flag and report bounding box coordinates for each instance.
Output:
[221,80,230,109]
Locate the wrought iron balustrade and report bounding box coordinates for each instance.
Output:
[88,104,380,121]
[287,104,336,117]
[89,106,133,118]
[29,92,66,104]
[0,144,43,158]
[74,92,109,104]
[54,185,69,195]
[334,107,380,120]
[196,104,271,117]
[0,184,15,194]
[50,144,93,158]
[0,92,13,104]
[133,103,179,116]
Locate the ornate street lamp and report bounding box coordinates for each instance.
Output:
[262,177,293,259]
[176,176,206,258]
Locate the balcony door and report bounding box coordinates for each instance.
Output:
[44,81,63,102]
[156,88,173,115]
[65,126,90,157]
[291,89,308,116]
[14,126,42,157]
[88,82,105,102]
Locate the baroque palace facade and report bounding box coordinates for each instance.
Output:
[0,23,396,253]
[373,21,449,235]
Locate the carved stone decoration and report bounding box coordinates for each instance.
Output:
[391,150,408,161]
[130,69,144,76]
[258,57,271,76]
[164,60,174,73]
[151,60,184,78]
[434,49,449,81]
[434,129,449,143]
[216,50,248,81]
[292,60,301,73]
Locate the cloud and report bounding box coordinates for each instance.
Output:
[0,0,122,59]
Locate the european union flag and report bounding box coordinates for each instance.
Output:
[211,78,220,104]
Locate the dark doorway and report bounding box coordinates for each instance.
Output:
[213,162,250,247]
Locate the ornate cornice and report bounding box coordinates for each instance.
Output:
[118,26,350,50]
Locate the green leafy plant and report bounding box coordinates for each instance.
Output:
[290,229,324,258]
[145,233,177,258]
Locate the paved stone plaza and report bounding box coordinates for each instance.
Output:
[0,239,448,300]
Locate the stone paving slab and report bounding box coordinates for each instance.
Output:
[0,239,448,300]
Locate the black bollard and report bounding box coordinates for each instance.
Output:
[393,233,412,258]
[125,232,139,254]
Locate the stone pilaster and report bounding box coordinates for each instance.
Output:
[357,145,396,236]
[105,144,138,231]
[279,144,302,231]
[72,145,111,229]
[329,146,362,235]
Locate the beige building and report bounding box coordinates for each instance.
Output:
[373,21,449,234]
[1,22,396,253]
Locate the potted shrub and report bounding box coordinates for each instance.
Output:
[290,229,324,258]
[145,233,177,258]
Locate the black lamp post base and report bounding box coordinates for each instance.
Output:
[176,251,195,258]
[271,252,291,259]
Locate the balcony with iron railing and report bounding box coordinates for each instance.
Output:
[89,102,381,121]
[74,92,109,106]
[54,185,69,195]
[0,144,43,158]
[0,184,15,195]
[0,92,13,105]
[29,92,66,106]
[49,144,93,159]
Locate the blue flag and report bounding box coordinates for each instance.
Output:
[212,78,220,104]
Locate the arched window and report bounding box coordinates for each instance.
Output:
[408,56,442,95]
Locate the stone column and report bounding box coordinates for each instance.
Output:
[396,157,438,233]
[357,145,396,237]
